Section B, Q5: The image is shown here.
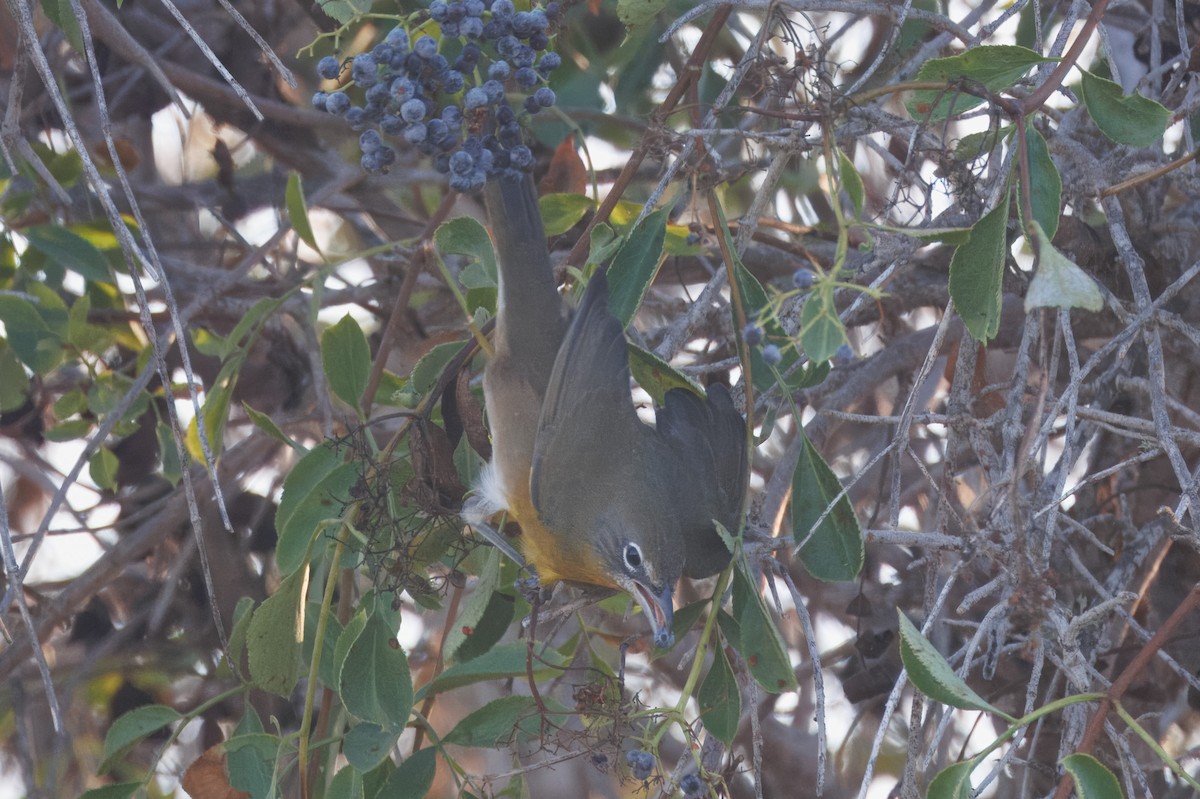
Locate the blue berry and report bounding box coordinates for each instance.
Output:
[449,173,473,192]
[512,45,536,68]
[403,122,428,144]
[538,52,561,72]
[441,20,461,37]
[515,67,538,88]
[463,87,488,109]
[833,343,855,366]
[443,71,465,93]
[496,35,520,59]
[491,0,514,17]
[625,750,655,781]
[351,53,378,87]
[449,151,474,175]
[427,118,450,144]
[414,35,438,59]
[324,91,351,115]
[361,152,380,173]
[429,0,449,22]
[381,114,403,135]
[365,82,390,106]
[384,28,409,51]
[400,98,426,122]
[680,773,704,798]
[371,44,394,63]
[311,90,329,109]
[461,17,484,38]
[482,79,505,104]
[528,9,549,31]
[792,268,815,290]
[344,106,367,129]
[524,95,540,113]
[509,144,533,168]
[511,11,535,36]
[489,61,511,81]
[743,323,763,346]
[762,344,782,365]
[359,129,383,153]
[390,77,418,104]
[534,86,555,108]
[529,31,549,51]
[442,105,464,126]
[460,42,482,64]
[377,146,396,166]
[464,0,485,16]
[316,55,340,80]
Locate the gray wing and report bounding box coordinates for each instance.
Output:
[654,383,748,578]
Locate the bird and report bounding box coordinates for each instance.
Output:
[468,174,748,648]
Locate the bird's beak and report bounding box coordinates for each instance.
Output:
[631,580,675,649]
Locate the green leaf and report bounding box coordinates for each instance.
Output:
[25,225,109,283]
[247,565,308,696]
[1062,753,1124,799]
[606,205,669,327]
[444,548,502,662]
[77,784,142,799]
[0,294,62,374]
[896,612,1012,719]
[627,343,705,405]
[0,343,30,412]
[379,747,438,799]
[1022,125,1061,240]
[40,0,84,54]
[539,193,594,236]
[731,564,797,693]
[225,731,281,797]
[616,0,668,30]
[417,641,569,700]
[316,0,371,25]
[1024,221,1103,313]
[222,296,287,361]
[1079,70,1171,148]
[340,609,413,731]
[438,215,497,284]
[443,695,539,747]
[948,191,1011,342]
[697,643,740,746]
[89,447,119,492]
[100,704,181,774]
[910,45,1057,120]
[836,148,865,217]
[224,596,255,679]
[186,364,235,462]
[275,443,357,575]
[286,172,321,253]
[799,291,848,363]
[409,341,464,398]
[243,402,302,451]
[334,609,369,691]
[792,435,863,581]
[343,722,401,772]
[329,764,367,799]
[322,315,372,416]
[926,760,977,799]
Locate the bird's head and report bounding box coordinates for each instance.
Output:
[590,508,683,649]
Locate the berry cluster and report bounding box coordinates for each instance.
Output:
[311,1,562,190]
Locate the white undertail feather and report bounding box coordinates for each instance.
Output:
[462,459,510,525]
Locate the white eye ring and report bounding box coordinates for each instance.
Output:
[624,543,643,569]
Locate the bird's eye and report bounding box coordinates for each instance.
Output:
[623,543,643,569]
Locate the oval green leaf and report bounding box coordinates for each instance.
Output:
[792,435,864,581]
[247,565,308,696]
[339,609,413,731]
[322,314,372,415]
[897,611,1012,720]
[100,704,181,774]
[1080,70,1171,148]
[1062,753,1124,799]
[949,191,1011,342]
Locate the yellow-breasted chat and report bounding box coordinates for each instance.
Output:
[466,175,747,647]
